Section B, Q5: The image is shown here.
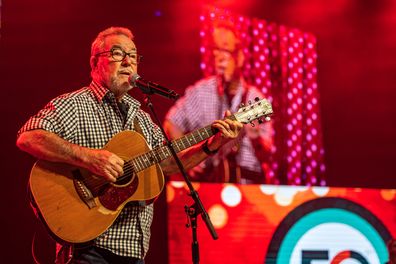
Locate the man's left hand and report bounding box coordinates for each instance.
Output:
[208,110,243,150]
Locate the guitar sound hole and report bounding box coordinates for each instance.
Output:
[115,173,133,185]
[114,161,135,185]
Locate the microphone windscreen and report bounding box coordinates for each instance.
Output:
[129,73,140,86]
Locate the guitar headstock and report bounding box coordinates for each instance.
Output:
[233,97,273,125]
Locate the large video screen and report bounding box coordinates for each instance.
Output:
[167,182,396,263]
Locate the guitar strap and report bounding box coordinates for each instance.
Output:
[219,80,248,183]
[227,85,247,183]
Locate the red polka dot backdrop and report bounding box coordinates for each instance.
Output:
[200,7,326,186]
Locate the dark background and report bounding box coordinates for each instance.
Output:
[1,0,395,263]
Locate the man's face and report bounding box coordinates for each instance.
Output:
[212,27,242,82]
[92,34,138,98]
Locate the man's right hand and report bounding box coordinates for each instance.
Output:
[83,149,124,183]
[16,129,124,183]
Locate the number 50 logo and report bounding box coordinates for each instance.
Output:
[266,198,391,264]
[302,249,369,264]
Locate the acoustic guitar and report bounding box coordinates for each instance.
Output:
[29,98,273,243]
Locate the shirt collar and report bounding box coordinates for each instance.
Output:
[89,81,141,108]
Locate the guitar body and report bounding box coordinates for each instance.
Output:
[29,131,165,243]
[28,98,273,244]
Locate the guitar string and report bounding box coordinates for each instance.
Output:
[81,124,215,190]
[80,109,270,190]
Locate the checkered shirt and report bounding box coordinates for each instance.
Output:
[165,75,270,176]
[18,81,164,258]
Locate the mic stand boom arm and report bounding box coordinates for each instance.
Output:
[141,94,218,264]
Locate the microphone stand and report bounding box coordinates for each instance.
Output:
[142,94,218,264]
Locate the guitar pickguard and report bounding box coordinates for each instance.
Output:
[98,176,139,211]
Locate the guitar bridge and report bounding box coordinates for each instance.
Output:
[72,169,97,209]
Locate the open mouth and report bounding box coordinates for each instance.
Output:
[119,72,131,76]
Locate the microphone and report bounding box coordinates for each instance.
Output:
[129,73,179,100]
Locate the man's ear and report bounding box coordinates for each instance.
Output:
[90,56,98,69]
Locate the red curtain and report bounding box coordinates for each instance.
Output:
[199,7,326,186]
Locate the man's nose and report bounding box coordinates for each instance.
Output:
[122,55,133,65]
[215,55,228,65]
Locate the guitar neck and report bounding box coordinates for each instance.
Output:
[129,115,239,172]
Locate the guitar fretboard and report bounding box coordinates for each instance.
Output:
[128,114,240,172]
[123,98,275,174]
[128,125,214,172]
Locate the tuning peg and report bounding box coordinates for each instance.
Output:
[258,119,263,124]
[265,116,271,121]
[248,100,252,105]
[255,97,260,102]
[239,103,245,108]
[250,122,255,127]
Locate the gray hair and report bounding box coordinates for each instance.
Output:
[90,27,134,70]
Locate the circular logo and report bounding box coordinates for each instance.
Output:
[265,197,391,263]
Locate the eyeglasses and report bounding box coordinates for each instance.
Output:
[212,47,238,58]
[95,48,143,65]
